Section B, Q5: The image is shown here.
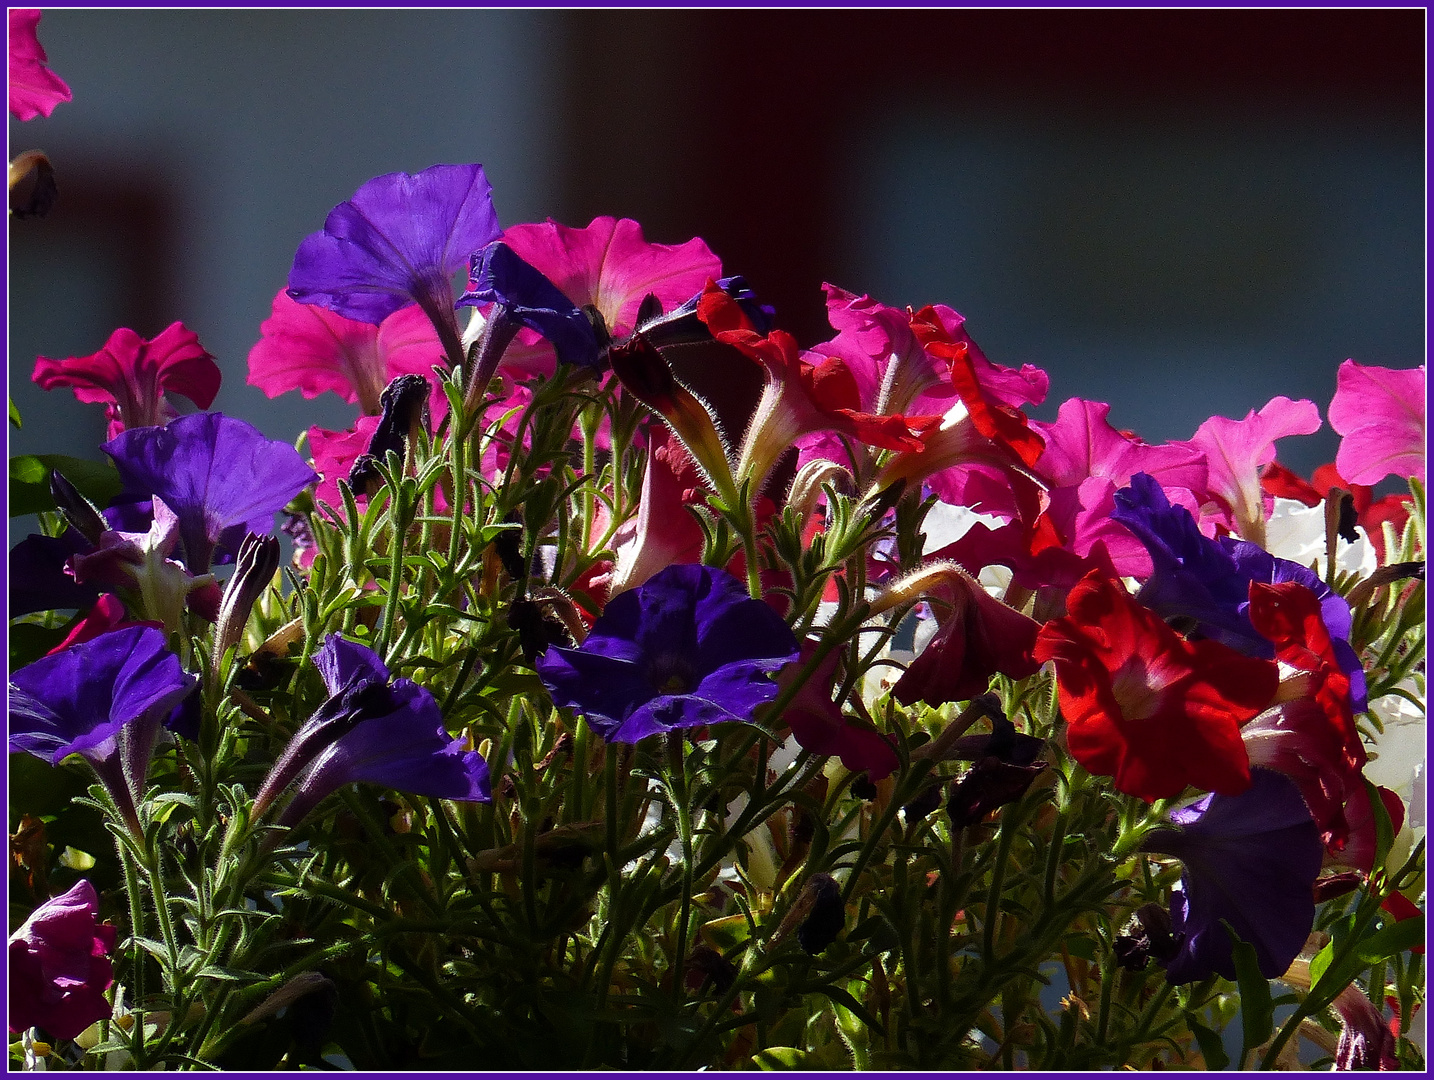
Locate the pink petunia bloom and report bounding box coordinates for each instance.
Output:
[487,216,721,377]
[308,416,380,516]
[9,10,71,121]
[1182,396,1322,548]
[1328,359,1426,487]
[46,594,161,657]
[9,879,117,1040]
[32,323,221,439]
[247,290,446,417]
[604,426,706,599]
[778,642,899,781]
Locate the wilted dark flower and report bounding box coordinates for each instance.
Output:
[1112,903,1183,971]
[796,873,844,955]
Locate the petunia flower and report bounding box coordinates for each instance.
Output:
[1142,767,1323,983]
[287,163,501,368]
[535,564,801,743]
[483,215,721,378]
[1033,570,1279,802]
[46,594,161,657]
[9,626,199,835]
[253,634,491,830]
[777,641,899,781]
[604,425,708,599]
[1327,359,1426,488]
[8,530,102,617]
[888,563,1042,708]
[945,715,1049,827]
[247,289,445,416]
[103,412,318,574]
[1181,395,1322,547]
[9,10,71,121]
[32,323,221,440]
[8,880,117,1041]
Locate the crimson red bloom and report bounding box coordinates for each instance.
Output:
[1034,571,1278,802]
[33,323,220,439]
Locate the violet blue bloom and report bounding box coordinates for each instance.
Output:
[636,275,777,349]
[8,530,101,617]
[103,413,318,575]
[287,164,501,365]
[9,626,199,833]
[253,634,490,830]
[535,564,801,743]
[1112,472,1366,708]
[458,241,602,370]
[1142,767,1323,984]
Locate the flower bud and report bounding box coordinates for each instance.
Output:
[212,532,281,683]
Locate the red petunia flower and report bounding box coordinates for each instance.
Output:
[1034,571,1279,802]
[32,323,220,439]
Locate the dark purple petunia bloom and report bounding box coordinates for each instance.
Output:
[287,163,501,365]
[1142,767,1323,984]
[9,626,198,833]
[9,879,118,1041]
[1112,473,1366,708]
[253,634,491,829]
[102,413,318,575]
[536,564,801,743]
[8,531,101,617]
[458,241,602,370]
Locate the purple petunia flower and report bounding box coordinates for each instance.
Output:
[102,413,318,575]
[1112,472,1366,709]
[8,626,198,833]
[287,163,502,365]
[253,635,490,830]
[9,880,118,1041]
[535,564,801,743]
[1142,767,1323,984]
[458,241,601,373]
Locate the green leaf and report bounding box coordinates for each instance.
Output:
[810,983,886,1036]
[1224,920,1274,1054]
[9,398,20,428]
[10,454,123,517]
[1185,1011,1230,1070]
[753,1047,816,1070]
[1357,913,1425,963]
[1063,932,1098,961]
[195,965,262,983]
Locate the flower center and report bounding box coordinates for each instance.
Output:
[646,654,696,696]
[1109,655,1168,723]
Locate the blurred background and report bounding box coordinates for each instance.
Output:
[8,9,1426,494]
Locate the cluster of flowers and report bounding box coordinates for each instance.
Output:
[8,10,1425,1071]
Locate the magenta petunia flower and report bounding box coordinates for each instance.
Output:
[535,564,801,743]
[9,880,117,1040]
[1328,359,1425,487]
[9,9,71,121]
[287,164,501,365]
[253,634,491,829]
[778,641,898,781]
[488,216,720,377]
[103,413,318,574]
[32,323,221,439]
[1142,767,1323,984]
[247,289,445,416]
[1181,396,1321,546]
[308,415,381,514]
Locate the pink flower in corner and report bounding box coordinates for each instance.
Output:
[9,879,117,1040]
[32,323,221,439]
[9,10,71,121]
[1328,359,1425,487]
[490,216,721,376]
[248,290,446,417]
[1183,396,1321,547]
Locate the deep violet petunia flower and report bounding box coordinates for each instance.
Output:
[247,289,445,416]
[102,413,318,574]
[1033,570,1279,802]
[8,880,117,1041]
[287,163,501,366]
[9,626,198,833]
[457,241,601,374]
[1327,359,1426,487]
[253,634,491,829]
[535,564,801,743]
[1142,767,1323,983]
[32,323,221,439]
[9,9,71,121]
